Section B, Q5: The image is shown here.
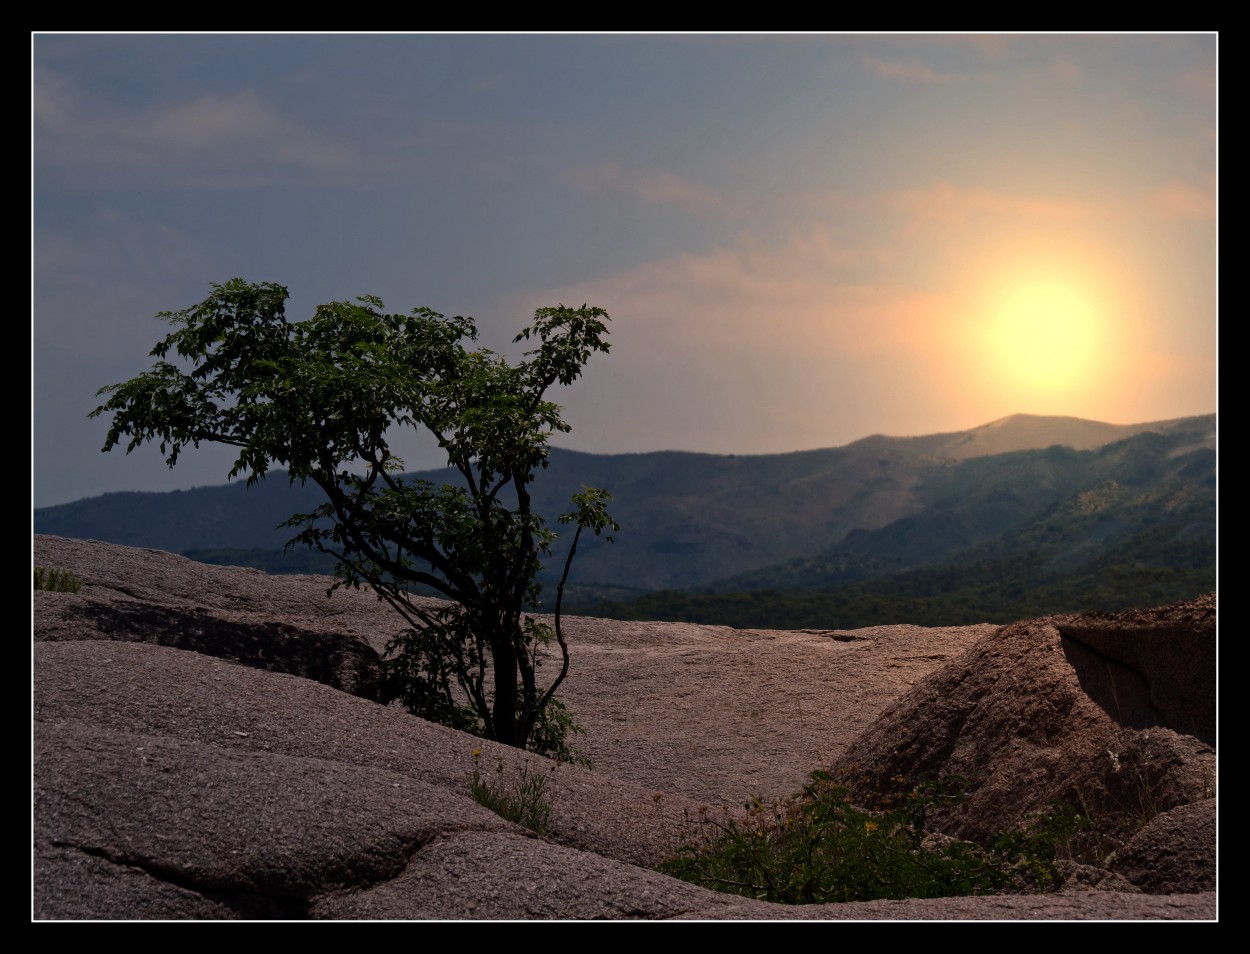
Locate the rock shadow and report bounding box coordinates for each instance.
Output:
[50,601,388,703]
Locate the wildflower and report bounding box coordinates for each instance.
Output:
[865,821,879,833]
[471,749,481,758]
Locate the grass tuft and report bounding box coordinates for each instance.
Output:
[470,750,556,836]
[34,567,82,593]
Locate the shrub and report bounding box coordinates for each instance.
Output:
[659,771,1062,904]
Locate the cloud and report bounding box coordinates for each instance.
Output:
[470,71,516,93]
[1175,64,1217,99]
[887,179,1215,232]
[1143,182,1216,220]
[34,208,228,362]
[960,35,1013,60]
[34,68,366,189]
[1048,57,1083,83]
[571,161,725,214]
[863,55,963,84]
[526,222,932,362]
[510,222,967,457]
[866,45,1084,88]
[888,182,1098,231]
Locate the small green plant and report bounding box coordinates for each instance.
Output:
[34,567,82,593]
[1006,787,1148,872]
[470,749,556,836]
[659,771,1061,904]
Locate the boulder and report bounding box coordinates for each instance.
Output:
[829,596,1216,894]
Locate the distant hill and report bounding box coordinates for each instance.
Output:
[588,424,1215,627]
[706,426,1216,591]
[35,413,1215,615]
[899,413,1205,460]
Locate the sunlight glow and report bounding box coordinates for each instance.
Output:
[948,235,1134,413]
[984,278,1106,394]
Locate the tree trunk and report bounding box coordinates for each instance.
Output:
[491,635,522,747]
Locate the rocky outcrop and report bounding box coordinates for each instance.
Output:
[1108,799,1217,894]
[37,592,387,701]
[1057,599,1216,746]
[33,536,1216,919]
[829,595,1216,894]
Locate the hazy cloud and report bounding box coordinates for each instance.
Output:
[1048,57,1083,83]
[518,223,967,460]
[887,179,1215,231]
[1143,182,1216,220]
[34,68,366,189]
[32,35,1216,506]
[1175,64,1217,99]
[863,55,964,84]
[34,209,227,361]
[533,223,924,360]
[571,161,725,214]
[888,182,1098,231]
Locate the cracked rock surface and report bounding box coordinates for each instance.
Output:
[33,536,1216,920]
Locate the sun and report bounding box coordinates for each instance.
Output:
[953,240,1127,411]
[984,277,1106,395]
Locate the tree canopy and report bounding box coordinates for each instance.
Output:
[92,278,616,755]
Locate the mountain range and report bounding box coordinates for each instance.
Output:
[35,413,1216,625]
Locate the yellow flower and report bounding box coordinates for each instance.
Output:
[471,749,481,758]
[864,821,878,832]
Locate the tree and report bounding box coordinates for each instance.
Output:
[91,278,617,757]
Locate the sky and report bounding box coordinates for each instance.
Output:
[32,33,1217,509]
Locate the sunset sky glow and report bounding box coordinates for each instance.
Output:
[32,33,1217,508]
